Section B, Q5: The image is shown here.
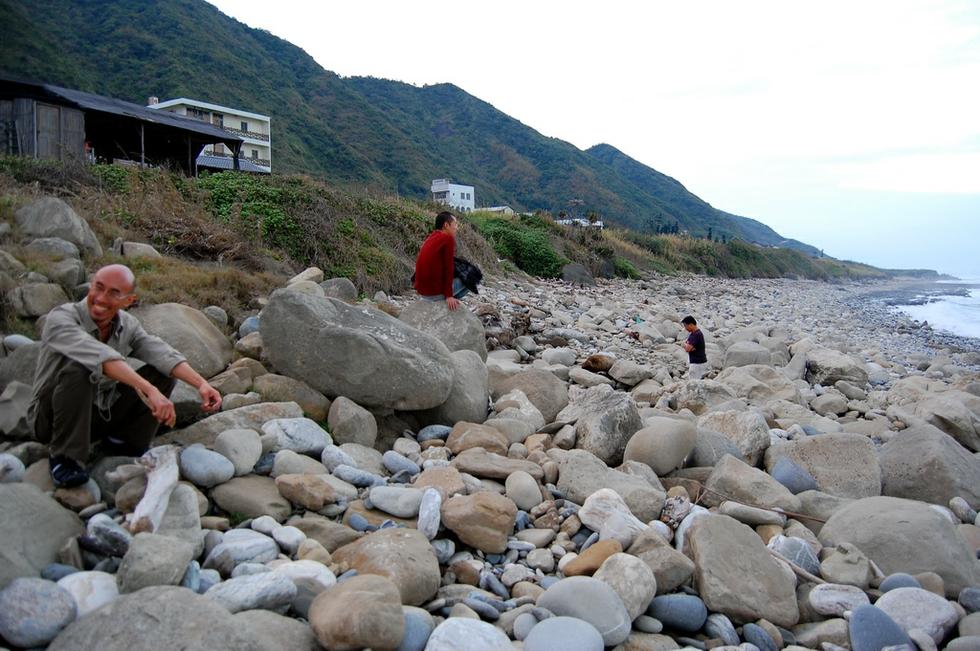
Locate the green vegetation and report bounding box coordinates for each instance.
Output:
[468,212,567,278]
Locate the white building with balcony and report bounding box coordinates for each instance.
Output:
[147,97,271,173]
[431,178,475,212]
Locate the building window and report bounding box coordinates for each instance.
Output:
[251,149,258,159]
[213,114,224,127]
[241,121,249,132]
[214,143,225,155]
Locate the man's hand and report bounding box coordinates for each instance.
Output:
[140,386,177,428]
[198,382,222,413]
[446,297,461,311]
[683,342,694,352]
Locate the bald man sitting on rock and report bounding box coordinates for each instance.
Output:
[29,264,221,488]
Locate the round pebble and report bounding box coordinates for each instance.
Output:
[398,605,435,651]
[705,613,740,646]
[879,573,922,592]
[417,425,451,442]
[524,616,605,651]
[848,604,913,651]
[743,622,778,651]
[961,587,980,613]
[634,615,664,634]
[648,593,708,632]
[0,453,26,483]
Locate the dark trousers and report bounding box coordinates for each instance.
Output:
[34,361,175,462]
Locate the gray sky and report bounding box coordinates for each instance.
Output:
[207,0,980,277]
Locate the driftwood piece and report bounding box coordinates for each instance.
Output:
[106,463,147,485]
[124,445,179,534]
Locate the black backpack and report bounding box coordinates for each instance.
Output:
[453,257,483,295]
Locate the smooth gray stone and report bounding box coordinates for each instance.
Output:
[198,569,221,594]
[464,597,500,620]
[524,616,605,651]
[430,539,455,565]
[848,604,913,651]
[536,577,631,646]
[383,450,420,476]
[648,593,708,632]
[513,612,537,640]
[879,573,922,592]
[417,425,451,442]
[204,572,297,614]
[320,444,356,471]
[202,529,279,577]
[0,577,77,647]
[771,456,819,494]
[238,316,260,338]
[180,445,235,488]
[634,615,664,634]
[769,535,821,576]
[396,606,435,651]
[333,464,385,487]
[961,587,980,613]
[417,488,442,540]
[743,622,778,651]
[181,561,201,592]
[42,564,81,582]
[705,613,739,645]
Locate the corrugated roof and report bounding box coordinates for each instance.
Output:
[0,76,243,144]
[197,154,270,173]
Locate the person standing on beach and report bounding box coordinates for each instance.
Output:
[682,315,709,379]
[414,211,467,311]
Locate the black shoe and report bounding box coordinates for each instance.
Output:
[49,455,89,488]
[100,437,146,458]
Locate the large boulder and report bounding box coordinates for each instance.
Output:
[399,299,488,361]
[0,380,32,438]
[0,484,84,589]
[763,433,881,499]
[888,394,980,452]
[697,410,770,466]
[416,350,490,426]
[308,574,404,651]
[556,384,643,465]
[879,424,980,509]
[819,496,980,596]
[555,449,665,522]
[715,365,804,405]
[133,304,233,379]
[623,418,697,476]
[723,341,772,368]
[261,290,454,410]
[805,347,868,386]
[687,515,799,627]
[703,454,801,512]
[441,492,517,554]
[0,342,40,392]
[15,196,102,258]
[493,368,570,424]
[331,528,440,606]
[671,380,738,416]
[48,586,262,651]
[8,283,70,317]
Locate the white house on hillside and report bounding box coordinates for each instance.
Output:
[147,97,271,173]
[485,205,515,215]
[431,178,475,212]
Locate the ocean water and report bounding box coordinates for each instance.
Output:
[898,281,980,340]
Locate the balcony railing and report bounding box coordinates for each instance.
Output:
[222,126,270,142]
[203,150,271,168]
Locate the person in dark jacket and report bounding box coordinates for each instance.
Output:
[682,315,709,380]
[414,211,468,310]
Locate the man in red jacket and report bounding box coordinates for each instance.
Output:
[414,211,463,311]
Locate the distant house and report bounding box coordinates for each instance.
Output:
[431,178,475,212]
[148,97,271,173]
[0,77,244,174]
[555,217,604,229]
[484,205,514,215]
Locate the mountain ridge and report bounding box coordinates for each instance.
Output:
[1,0,816,253]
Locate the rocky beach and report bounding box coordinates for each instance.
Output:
[1,197,980,651]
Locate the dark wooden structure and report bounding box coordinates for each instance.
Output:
[0,77,245,174]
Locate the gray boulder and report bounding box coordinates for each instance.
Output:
[0,380,32,438]
[888,394,980,452]
[319,277,357,301]
[687,515,799,627]
[417,349,490,426]
[26,237,80,260]
[0,342,40,393]
[399,299,488,361]
[117,533,196,593]
[763,433,881,499]
[15,196,102,258]
[703,454,802,512]
[715,365,804,405]
[48,586,263,651]
[8,283,70,317]
[133,303,233,379]
[0,484,84,589]
[160,402,304,447]
[805,347,868,386]
[556,384,642,465]
[879,424,980,509]
[262,290,454,410]
[819,496,980,596]
[493,368,570,424]
[724,341,772,368]
[561,262,596,286]
[327,397,378,447]
[697,409,770,466]
[555,449,665,522]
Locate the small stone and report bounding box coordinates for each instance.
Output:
[879,573,922,592]
[634,615,664,634]
[536,576,632,646]
[874,587,959,644]
[743,622,779,651]
[309,574,405,650]
[0,453,26,482]
[808,583,871,617]
[563,539,622,577]
[179,445,236,487]
[383,450,421,476]
[214,428,263,476]
[648,594,708,633]
[272,525,306,555]
[705,613,740,646]
[57,571,119,617]
[424,616,514,650]
[506,470,543,511]
[961,587,980,613]
[205,571,298,613]
[398,605,435,651]
[116,533,195,593]
[369,485,424,519]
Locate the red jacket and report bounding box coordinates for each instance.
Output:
[414,230,455,298]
